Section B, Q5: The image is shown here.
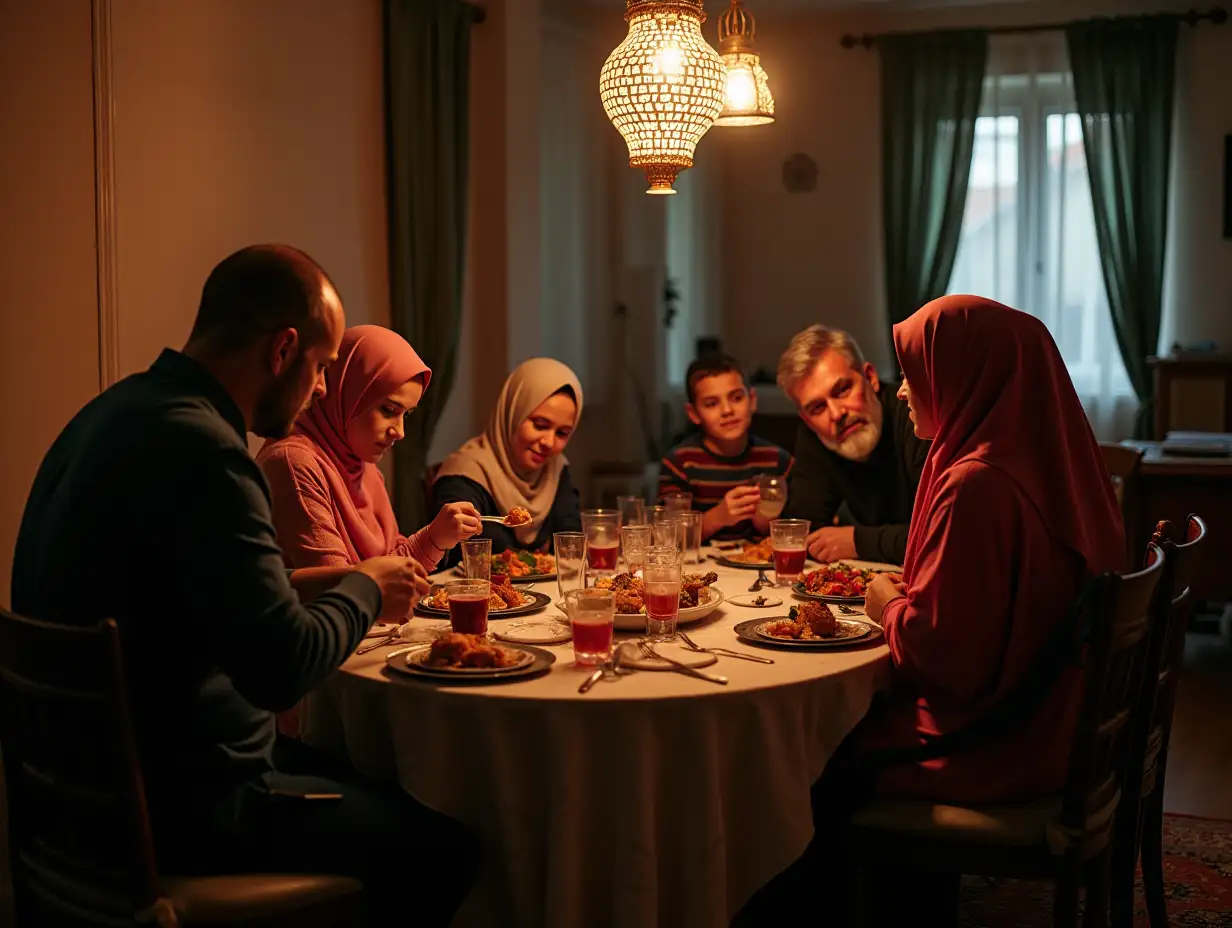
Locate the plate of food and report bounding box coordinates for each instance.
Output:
[793,562,889,603]
[415,577,552,618]
[385,634,555,681]
[734,603,879,649]
[712,538,774,570]
[452,548,557,583]
[588,571,725,630]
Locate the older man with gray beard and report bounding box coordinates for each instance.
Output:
[777,325,929,565]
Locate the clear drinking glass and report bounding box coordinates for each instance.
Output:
[676,511,703,564]
[565,588,616,666]
[460,537,492,581]
[652,511,683,551]
[554,532,588,602]
[616,495,647,526]
[581,509,622,580]
[755,475,787,521]
[662,491,693,512]
[769,518,810,587]
[643,563,683,642]
[445,579,490,636]
[621,523,653,576]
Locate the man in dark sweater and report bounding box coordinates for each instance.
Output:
[777,325,930,565]
[11,245,475,926]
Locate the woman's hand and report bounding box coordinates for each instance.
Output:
[427,502,483,550]
[864,572,906,624]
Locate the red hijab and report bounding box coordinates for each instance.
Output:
[893,296,1124,582]
[293,325,431,560]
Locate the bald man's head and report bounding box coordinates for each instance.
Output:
[188,244,340,353]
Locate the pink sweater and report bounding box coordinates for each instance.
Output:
[257,434,444,571]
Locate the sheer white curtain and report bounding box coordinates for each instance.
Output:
[948,35,1137,440]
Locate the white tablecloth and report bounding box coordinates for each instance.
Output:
[304,554,891,928]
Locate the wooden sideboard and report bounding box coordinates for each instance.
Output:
[1120,441,1232,604]
[1151,353,1232,440]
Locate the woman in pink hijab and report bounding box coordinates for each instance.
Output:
[258,325,481,575]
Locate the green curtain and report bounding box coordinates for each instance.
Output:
[385,0,473,529]
[1066,16,1178,437]
[881,30,987,350]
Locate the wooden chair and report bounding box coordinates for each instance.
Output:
[0,609,364,927]
[1111,515,1208,928]
[1100,442,1145,567]
[847,545,1165,928]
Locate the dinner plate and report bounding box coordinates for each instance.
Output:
[726,593,784,608]
[385,644,556,682]
[791,582,865,605]
[711,555,773,571]
[610,586,725,631]
[450,565,557,584]
[414,589,553,619]
[732,617,881,650]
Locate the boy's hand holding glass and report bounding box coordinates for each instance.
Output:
[712,485,760,528]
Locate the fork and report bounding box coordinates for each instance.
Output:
[638,641,728,685]
[749,569,771,592]
[677,630,774,664]
[835,604,860,615]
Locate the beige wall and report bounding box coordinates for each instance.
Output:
[0,0,100,603]
[110,0,391,379]
[0,0,394,593]
[711,0,1232,378]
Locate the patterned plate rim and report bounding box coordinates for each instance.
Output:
[791,582,865,605]
[732,617,880,649]
[414,589,552,618]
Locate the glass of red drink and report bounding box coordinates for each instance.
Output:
[581,509,622,580]
[642,562,682,642]
[565,588,615,666]
[769,519,810,587]
[445,579,491,636]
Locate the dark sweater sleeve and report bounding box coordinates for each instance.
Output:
[551,466,583,533]
[781,423,842,527]
[171,445,381,712]
[852,523,909,565]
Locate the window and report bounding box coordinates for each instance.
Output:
[948,65,1135,438]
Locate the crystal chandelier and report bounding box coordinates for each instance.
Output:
[712,0,775,127]
[599,0,726,195]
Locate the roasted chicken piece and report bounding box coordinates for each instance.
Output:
[679,571,718,608]
[491,577,523,608]
[426,633,477,666]
[797,601,838,638]
[614,590,645,615]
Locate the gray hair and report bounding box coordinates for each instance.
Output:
[776,325,867,396]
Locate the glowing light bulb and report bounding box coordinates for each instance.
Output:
[725,65,756,111]
[653,42,686,83]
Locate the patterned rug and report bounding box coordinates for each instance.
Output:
[960,814,1232,927]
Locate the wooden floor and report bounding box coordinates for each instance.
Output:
[1161,628,1232,820]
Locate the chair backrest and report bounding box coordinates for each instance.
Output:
[0,609,159,925]
[1056,545,1164,858]
[1099,442,1144,565]
[1142,515,1208,776]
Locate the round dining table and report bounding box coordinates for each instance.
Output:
[302,551,892,928]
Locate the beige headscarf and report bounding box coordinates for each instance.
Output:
[436,358,584,544]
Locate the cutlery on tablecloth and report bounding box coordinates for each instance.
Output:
[677,630,774,664]
[356,630,401,655]
[637,641,728,685]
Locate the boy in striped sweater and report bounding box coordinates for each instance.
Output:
[658,355,794,541]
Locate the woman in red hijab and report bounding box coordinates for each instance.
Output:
[859,295,1125,802]
[258,325,482,578]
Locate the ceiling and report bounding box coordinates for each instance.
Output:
[583,0,1031,9]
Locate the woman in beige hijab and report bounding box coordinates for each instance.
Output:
[432,358,583,561]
